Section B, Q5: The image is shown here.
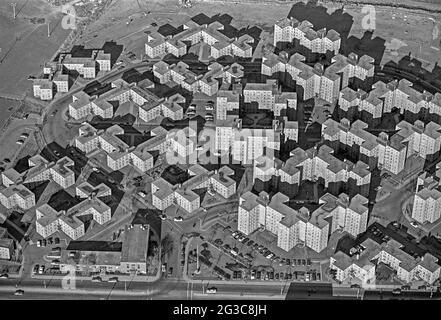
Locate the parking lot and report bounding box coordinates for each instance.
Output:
[190,223,325,283]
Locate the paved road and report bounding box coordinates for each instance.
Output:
[0,277,286,300]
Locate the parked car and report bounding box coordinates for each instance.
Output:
[174,216,184,222]
[0,274,9,279]
[410,221,419,228]
[108,277,119,283]
[38,265,45,274]
[14,289,24,296]
[392,288,402,295]
[20,133,29,139]
[350,284,361,288]
[16,140,24,145]
[401,285,411,290]
[206,287,217,294]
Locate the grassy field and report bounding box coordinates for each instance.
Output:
[0,0,71,95]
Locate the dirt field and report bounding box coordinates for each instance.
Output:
[0,0,71,95]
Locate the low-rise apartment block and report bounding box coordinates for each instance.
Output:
[36,196,112,240]
[330,239,441,285]
[145,19,253,60]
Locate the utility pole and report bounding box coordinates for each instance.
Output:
[11,3,17,19]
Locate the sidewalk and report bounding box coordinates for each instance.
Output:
[28,269,162,283]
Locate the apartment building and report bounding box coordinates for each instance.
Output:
[262,51,374,103]
[151,178,175,210]
[33,79,54,100]
[151,165,237,212]
[331,239,441,285]
[0,184,35,210]
[330,238,380,285]
[74,123,155,173]
[0,227,14,260]
[69,80,161,121]
[239,191,367,253]
[395,120,441,161]
[210,166,236,199]
[153,60,242,97]
[273,17,341,55]
[216,90,240,120]
[145,19,253,60]
[412,169,441,224]
[3,155,77,190]
[323,118,409,175]
[36,197,111,240]
[76,182,112,199]
[139,93,185,122]
[215,117,282,164]
[58,49,111,78]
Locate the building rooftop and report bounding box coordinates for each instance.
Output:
[121,224,150,264]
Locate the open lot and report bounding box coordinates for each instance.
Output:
[0,0,71,95]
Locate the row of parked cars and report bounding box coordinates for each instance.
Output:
[16,132,29,146]
[36,237,60,247]
[250,270,321,281]
[232,231,312,267]
[92,276,119,283]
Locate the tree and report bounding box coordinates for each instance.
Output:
[161,234,174,260]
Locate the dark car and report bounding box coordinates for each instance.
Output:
[350,284,361,288]
[392,288,402,295]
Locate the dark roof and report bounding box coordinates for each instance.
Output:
[66,241,122,252]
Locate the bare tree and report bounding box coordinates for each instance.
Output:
[161,233,174,260]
